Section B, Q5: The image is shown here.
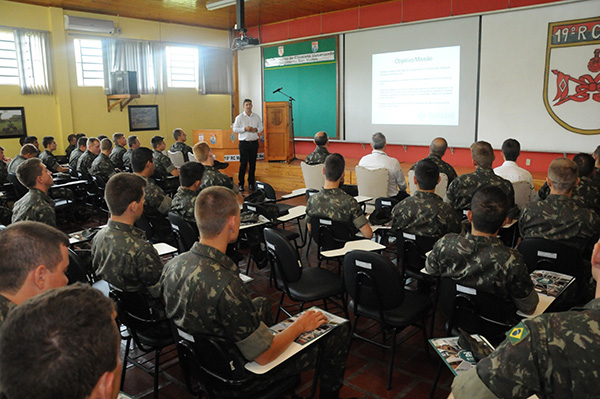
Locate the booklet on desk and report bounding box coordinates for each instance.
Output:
[518,270,575,318]
[245,307,348,374]
[429,335,495,376]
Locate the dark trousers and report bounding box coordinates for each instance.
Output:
[238,140,259,186]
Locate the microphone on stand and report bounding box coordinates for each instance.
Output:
[273,87,283,94]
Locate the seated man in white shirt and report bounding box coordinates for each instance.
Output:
[494,138,535,203]
[358,132,408,201]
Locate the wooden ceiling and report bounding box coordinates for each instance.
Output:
[8,0,396,31]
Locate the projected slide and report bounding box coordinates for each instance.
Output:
[372,46,460,126]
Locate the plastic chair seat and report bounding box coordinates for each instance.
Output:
[286,267,344,302]
[349,290,432,326]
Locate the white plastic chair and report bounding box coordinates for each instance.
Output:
[512,180,535,207]
[301,161,325,190]
[355,166,389,212]
[408,170,448,199]
[167,150,185,168]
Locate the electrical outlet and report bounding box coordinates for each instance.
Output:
[526,159,531,166]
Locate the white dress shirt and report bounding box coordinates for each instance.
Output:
[232,112,263,141]
[494,160,535,203]
[358,150,407,197]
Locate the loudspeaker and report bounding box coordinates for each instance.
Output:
[111,71,138,95]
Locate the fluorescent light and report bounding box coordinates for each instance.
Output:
[206,0,248,11]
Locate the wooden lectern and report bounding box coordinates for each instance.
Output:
[263,101,294,162]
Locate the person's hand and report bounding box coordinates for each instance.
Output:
[293,310,328,333]
[245,126,252,132]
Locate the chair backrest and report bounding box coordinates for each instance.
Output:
[7,174,27,199]
[66,248,96,285]
[300,161,325,190]
[355,166,389,199]
[243,201,279,223]
[309,216,355,252]
[344,250,405,311]
[186,152,196,162]
[168,150,186,168]
[264,227,302,285]
[517,237,584,281]
[407,170,448,199]
[109,285,161,329]
[375,197,399,211]
[256,181,277,201]
[396,231,440,274]
[512,180,534,207]
[168,212,199,252]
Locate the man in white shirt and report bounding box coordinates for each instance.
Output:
[232,99,263,192]
[494,138,535,203]
[358,132,407,200]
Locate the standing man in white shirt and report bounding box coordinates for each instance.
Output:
[358,132,408,200]
[233,99,263,192]
[494,138,535,203]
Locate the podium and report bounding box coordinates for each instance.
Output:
[263,102,294,162]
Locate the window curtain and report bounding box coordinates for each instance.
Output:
[102,39,162,94]
[13,29,53,95]
[199,47,233,95]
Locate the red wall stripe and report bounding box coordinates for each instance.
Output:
[359,2,403,29]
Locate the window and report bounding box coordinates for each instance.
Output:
[0,31,19,85]
[166,45,198,88]
[74,38,104,87]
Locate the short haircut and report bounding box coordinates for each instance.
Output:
[105,173,146,216]
[20,143,38,157]
[195,186,239,238]
[24,136,38,145]
[173,128,183,140]
[501,138,521,162]
[100,138,113,152]
[127,135,138,148]
[470,141,495,168]
[179,162,205,187]
[314,131,328,146]
[86,137,99,148]
[0,284,119,399]
[193,141,211,163]
[414,158,439,190]
[97,135,108,142]
[150,136,164,150]
[324,153,345,182]
[243,98,252,105]
[430,137,448,157]
[16,158,43,188]
[76,133,86,139]
[548,158,578,193]
[371,132,386,150]
[573,153,595,177]
[131,147,154,173]
[0,221,69,293]
[67,134,77,143]
[112,132,124,142]
[42,136,54,148]
[470,186,508,234]
[77,137,88,148]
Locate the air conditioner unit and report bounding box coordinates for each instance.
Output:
[64,15,115,34]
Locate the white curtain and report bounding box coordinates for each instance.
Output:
[13,29,53,95]
[199,47,233,95]
[102,39,162,94]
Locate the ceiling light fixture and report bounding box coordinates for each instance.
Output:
[206,0,248,11]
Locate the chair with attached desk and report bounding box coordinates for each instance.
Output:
[66,248,97,285]
[355,166,388,213]
[301,161,325,190]
[168,211,199,253]
[309,216,357,269]
[512,180,535,207]
[167,150,186,168]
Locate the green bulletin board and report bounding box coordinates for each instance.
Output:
[263,37,338,138]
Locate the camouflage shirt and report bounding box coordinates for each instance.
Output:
[76,150,97,177]
[170,142,193,157]
[139,175,175,244]
[306,187,368,233]
[200,165,235,191]
[519,194,600,252]
[446,166,516,213]
[425,232,538,313]
[39,150,61,173]
[91,220,164,302]
[537,177,600,213]
[0,161,7,184]
[122,149,133,171]
[304,146,330,165]
[7,155,26,175]
[171,186,198,224]
[90,153,116,184]
[0,294,15,329]
[409,154,458,184]
[109,144,127,170]
[153,150,176,180]
[453,298,600,399]
[68,148,83,172]
[11,188,56,227]
[391,191,462,237]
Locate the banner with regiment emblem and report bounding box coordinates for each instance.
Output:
[543,17,600,135]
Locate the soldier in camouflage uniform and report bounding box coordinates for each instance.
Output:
[171,162,205,224]
[0,221,69,328]
[64,133,77,159]
[392,158,461,237]
[193,141,243,203]
[90,138,117,184]
[520,158,600,253]
[109,132,127,170]
[123,135,140,172]
[451,240,600,399]
[8,144,37,175]
[92,173,164,309]
[305,131,331,165]
[409,137,458,184]
[306,153,373,238]
[426,186,538,315]
[12,158,56,227]
[68,137,87,174]
[0,146,9,184]
[76,137,100,179]
[446,141,516,217]
[39,136,69,173]
[151,135,179,180]
[170,128,193,157]
[161,186,351,399]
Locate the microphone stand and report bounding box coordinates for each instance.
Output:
[274,90,296,163]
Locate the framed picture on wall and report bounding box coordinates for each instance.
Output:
[0,107,27,138]
[128,105,159,131]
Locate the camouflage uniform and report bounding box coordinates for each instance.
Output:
[537,177,600,213]
[65,143,76,159]
[452,298,600,399]
[305,146,330,165]
[140,176,176,245]
[519,194,600,252]
[409,154,458,184]
[446,167,516,214]
[122,149,133,171]
[0,161,7,184]
[91,220,164,307]
[306,187,368,234]
[170,142,193,157]
[170,186,198,224]
[160,242,350,397]
[425,232,538,313]
[0,294,15,329]
[391,191,462,237]
[39,150,61,173]
[90,153,116,184]
[68,148,83,173]
[76,150,97,178]
[11,188,56,227]
[152,150,176,180]
[109,144,127,170]
[7,155,27,175]
[200,165,236,191]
